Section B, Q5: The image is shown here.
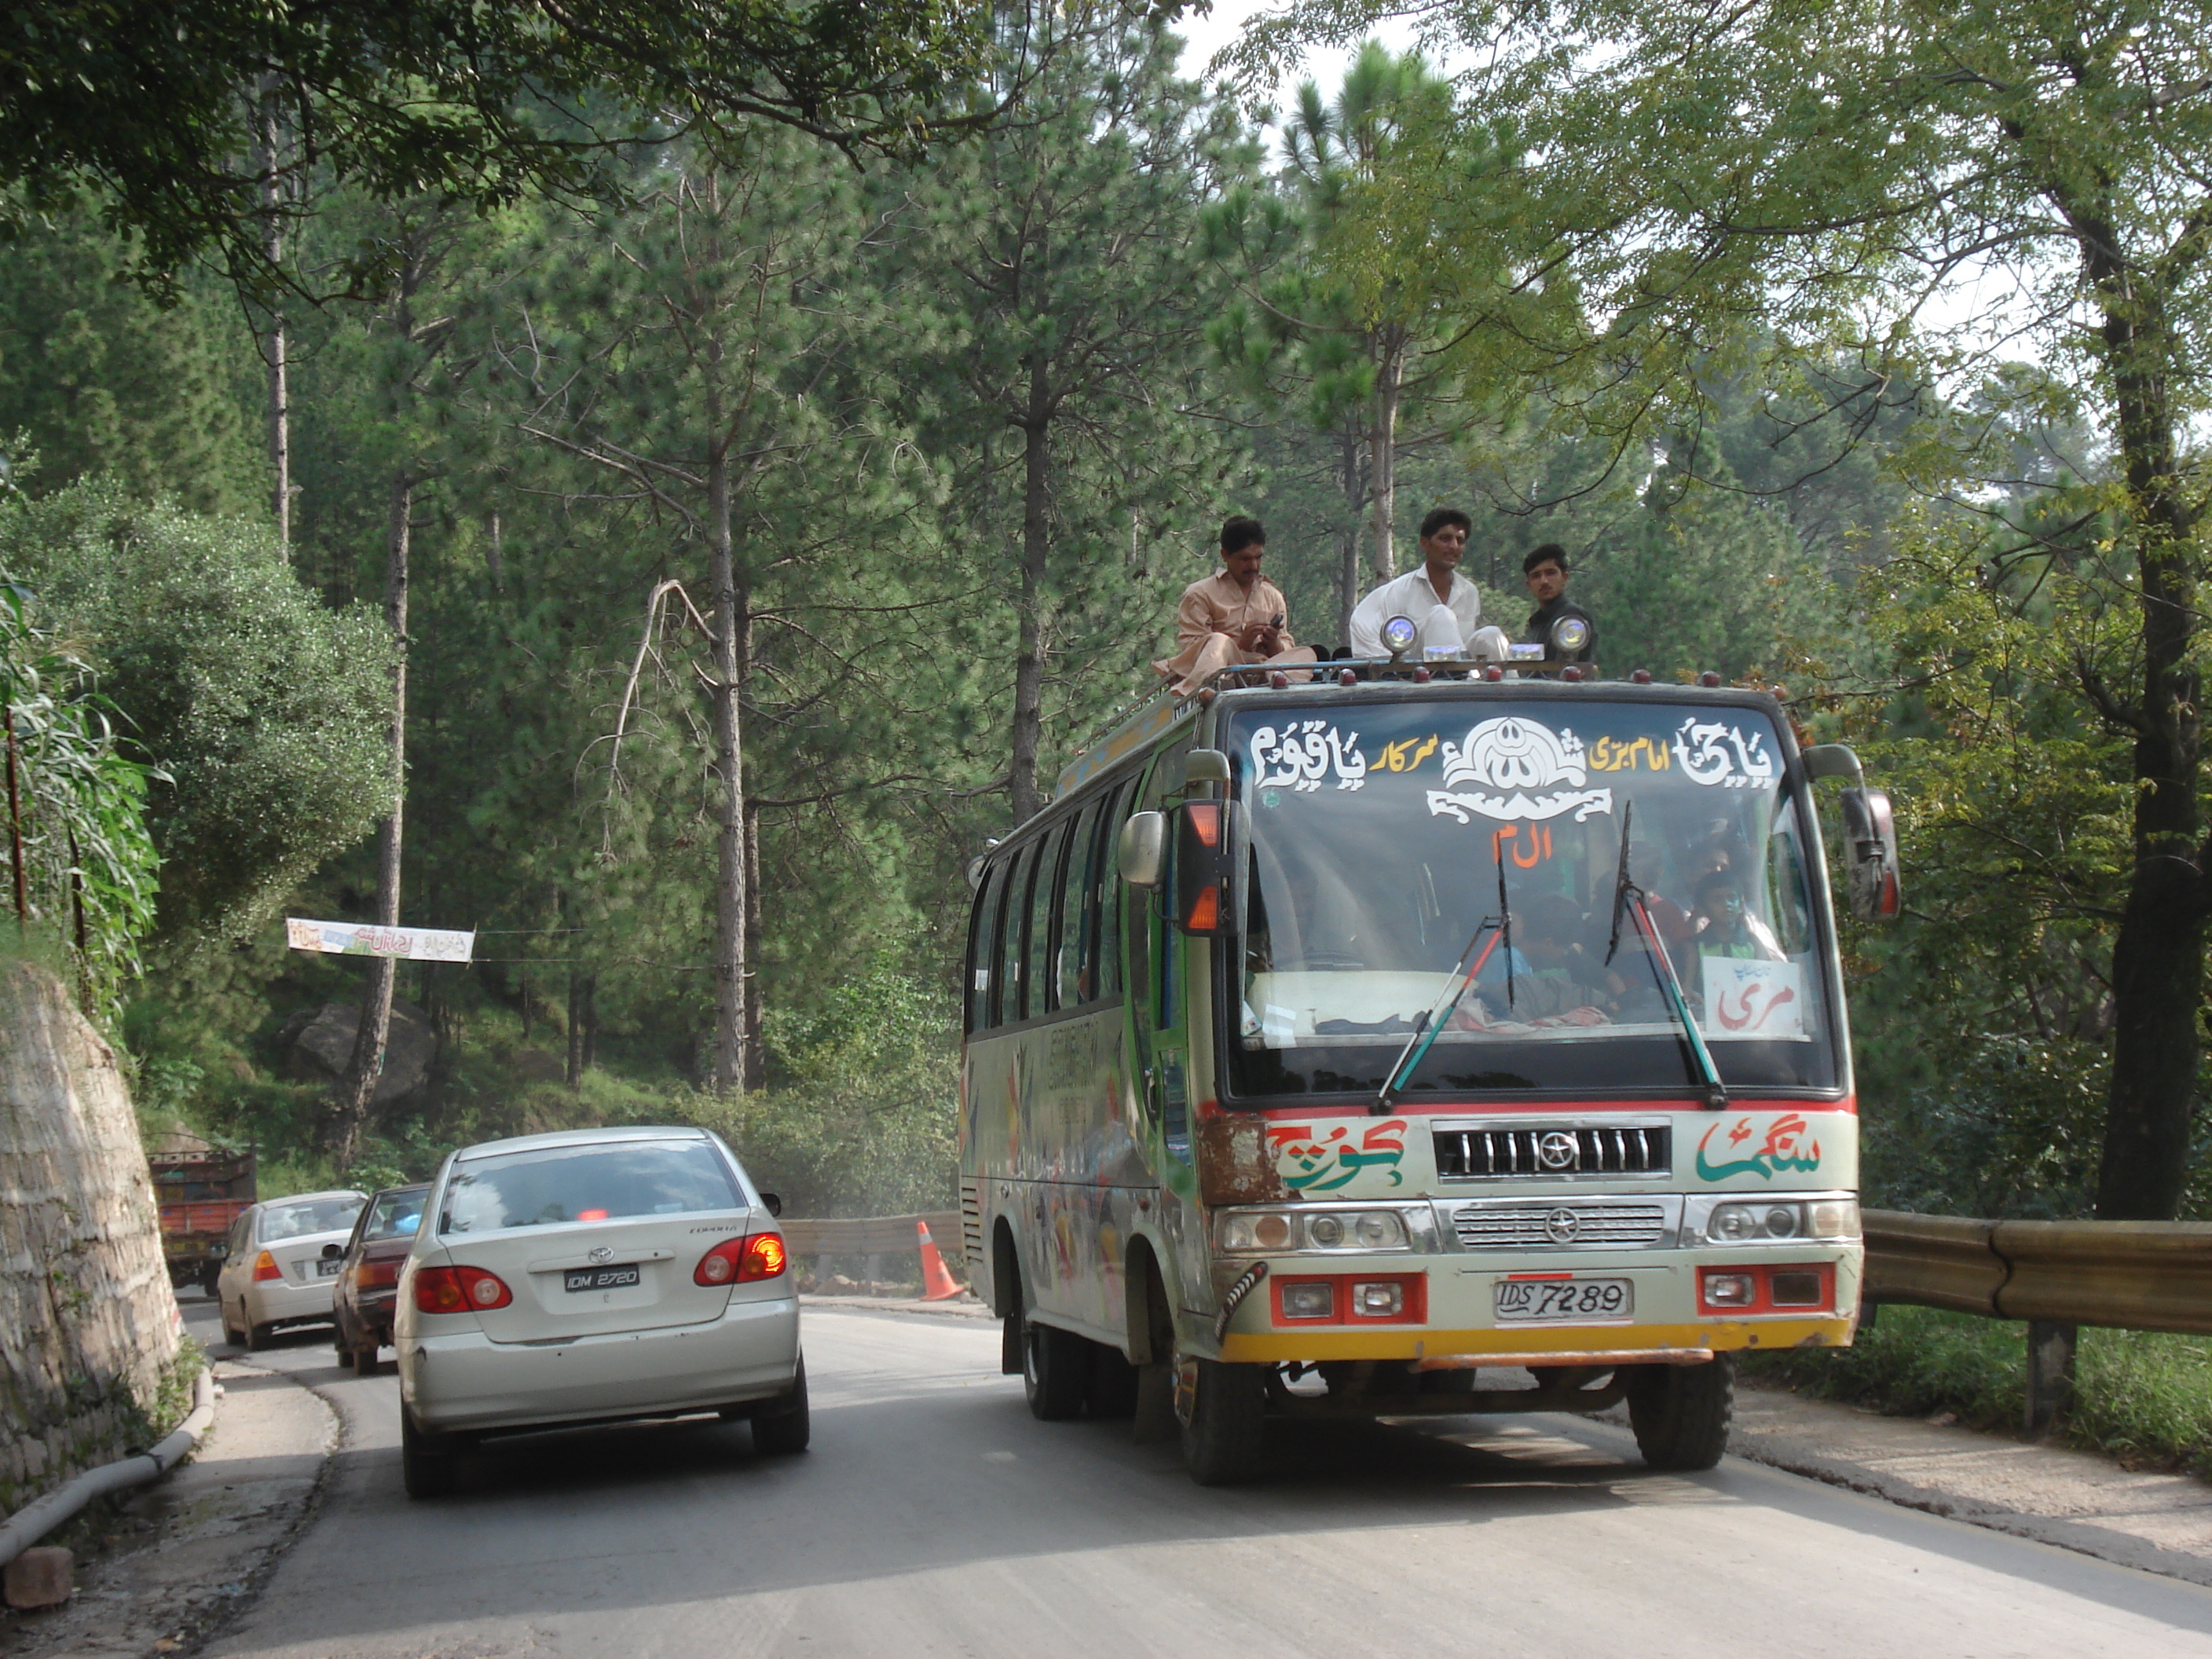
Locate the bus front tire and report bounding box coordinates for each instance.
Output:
[1180,1359,1266,1485]
[1626,1356,1734,1470]
[1024,1320,1089,1420]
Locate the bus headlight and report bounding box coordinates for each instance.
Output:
[1216,1207,1425,1254]
[1696,1197,1859,1245]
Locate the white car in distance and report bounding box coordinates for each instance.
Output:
[216,1190,369,1350]
[394,1126,803,1498]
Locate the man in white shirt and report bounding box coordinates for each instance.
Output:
[1348,508,1508,660]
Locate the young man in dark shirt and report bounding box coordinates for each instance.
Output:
[1522,543,1596,663]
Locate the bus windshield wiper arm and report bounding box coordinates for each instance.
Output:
[1375,914,1503,1115]
[1604,804,1728,1111]
[1376,838,1518,1114]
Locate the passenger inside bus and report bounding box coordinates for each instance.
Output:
[1676,868,1786,994]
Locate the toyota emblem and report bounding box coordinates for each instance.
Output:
[588,1245,613,1264]
[1544,1208,1581,1245]
[1537,1131,1579,1170]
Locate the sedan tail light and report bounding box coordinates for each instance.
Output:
[738,1232,787,1282]
[694,1233,788,1285]
[252,1251,282,1282]
[356,1259,401,1291]
[412,1265,513,1313]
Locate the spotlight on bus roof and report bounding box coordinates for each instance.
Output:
[1632,668,1653,684]
[1380,614,1419,657]
[1699,671,1723,687]
[1562,665,1584,683]
[1549,614,1591,657]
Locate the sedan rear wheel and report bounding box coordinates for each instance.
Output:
[751,1358,811,1456]
[244,1319,269,1352]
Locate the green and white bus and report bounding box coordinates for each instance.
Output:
[960,665,1901,1485]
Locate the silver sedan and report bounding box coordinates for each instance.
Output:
[394,1126,803,1497]
[216,1190,369,1350]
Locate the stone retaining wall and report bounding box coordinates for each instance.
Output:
[0,961,178,1515]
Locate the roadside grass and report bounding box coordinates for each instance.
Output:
[1741,1304,2212,1478]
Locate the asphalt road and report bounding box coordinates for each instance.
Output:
[180,1295,2212,1658]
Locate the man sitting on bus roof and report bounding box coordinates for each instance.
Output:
[1348,507,1514,661]
[1152,516,1319,697]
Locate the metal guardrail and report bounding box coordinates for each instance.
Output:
[1862,1209,2212,1335]
[780,1211,964,1265]
[1863,1208,2212,1430]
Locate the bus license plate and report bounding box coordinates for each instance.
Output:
[564,1265,640,1292]
[1495,1276,1632,1322]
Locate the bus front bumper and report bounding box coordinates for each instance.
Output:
[1210,1248,1861,1364]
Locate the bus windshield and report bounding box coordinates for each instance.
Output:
[1224,697,1839,1101]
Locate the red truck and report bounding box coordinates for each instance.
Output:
[148,1137,257,1296]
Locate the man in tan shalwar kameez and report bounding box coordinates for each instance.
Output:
[1152,517,1320,697]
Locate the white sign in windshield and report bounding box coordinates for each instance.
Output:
[1426,716,1614,825]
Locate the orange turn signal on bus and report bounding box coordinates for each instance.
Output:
[1185,886,1220,931]
[1185,801,1221,847]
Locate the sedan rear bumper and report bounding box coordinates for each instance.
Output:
[246,1276,341,1326]
[401,1295,800,1435]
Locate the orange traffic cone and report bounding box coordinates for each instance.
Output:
[917,1221,964,1301]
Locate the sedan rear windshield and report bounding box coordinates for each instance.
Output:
[439,1141,742,1235]
[260,1197,364,1241]
[361,1188,427,1242]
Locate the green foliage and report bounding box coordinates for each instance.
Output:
[0,0,1002,296]
[666,957,959,1215]
[0,479,393,951]
[0,579,160,1020]
[1747,1305,2212,1478]
[0,215,262,513]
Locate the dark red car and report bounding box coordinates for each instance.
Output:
[328,1183,429,1374]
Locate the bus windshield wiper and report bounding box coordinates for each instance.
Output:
[1603,804,1729,1111]
[1375,837,1516,1114]
[1375,914,1504,1115]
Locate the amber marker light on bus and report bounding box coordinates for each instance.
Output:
[413,1265,513,1313]
[252,1251,282,1282]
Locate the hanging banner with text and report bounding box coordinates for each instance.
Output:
[285,918,475,963]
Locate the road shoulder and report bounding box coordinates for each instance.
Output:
[0,1359,337,1657]
[1640,1377,2212,1586]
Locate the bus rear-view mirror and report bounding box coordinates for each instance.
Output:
[1840,786,1903,923]
[1119,811,1166,888]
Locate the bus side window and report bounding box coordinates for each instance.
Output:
[996,842,1035,1027]
[965,861,1007,1034]
[1056,801,1100,1008]
[1024,823,1064,1021]
[1093,778,1137,999]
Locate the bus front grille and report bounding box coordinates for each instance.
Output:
[1450,1200,1672,1249]
[1434,1124,1672,1179]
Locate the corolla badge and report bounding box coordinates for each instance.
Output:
[1427,717,1614,824]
